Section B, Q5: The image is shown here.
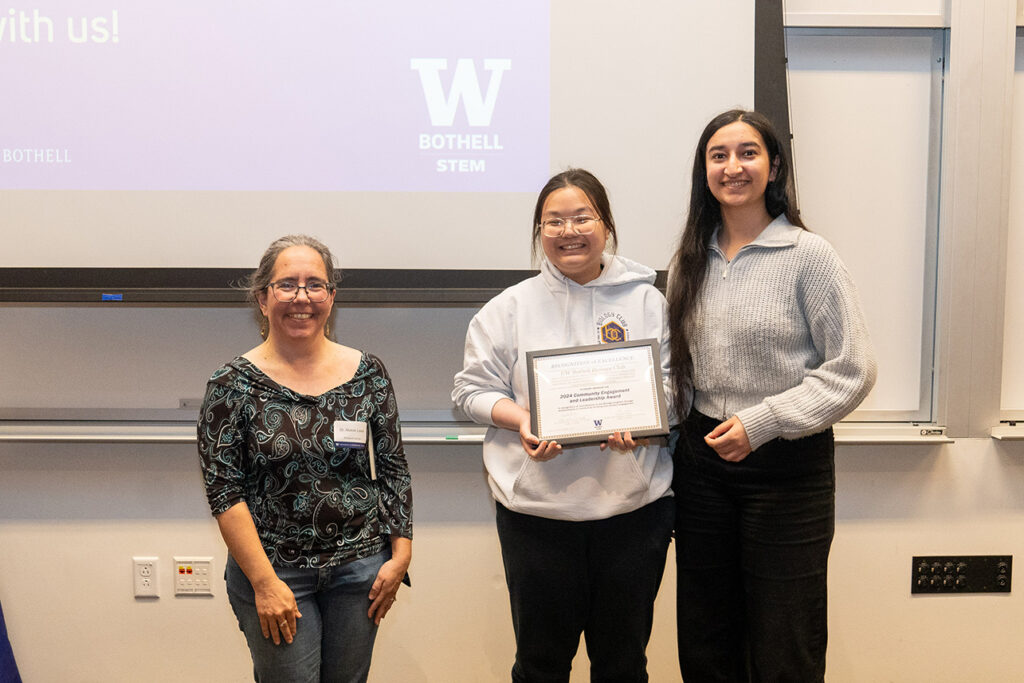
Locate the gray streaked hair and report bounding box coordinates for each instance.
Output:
[244,234,339,338]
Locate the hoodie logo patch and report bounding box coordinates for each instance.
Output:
[596,312,629,343]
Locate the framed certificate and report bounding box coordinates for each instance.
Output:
[525,338,670,446]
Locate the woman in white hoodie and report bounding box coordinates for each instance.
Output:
[452,169,674,682]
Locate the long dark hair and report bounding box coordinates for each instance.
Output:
[667,109,804,420]
[530,168,618,264]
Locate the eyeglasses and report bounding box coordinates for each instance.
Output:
[268,280,336,303]
[538,215,601,238]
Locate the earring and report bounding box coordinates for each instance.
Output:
[260,321,267,338]
[324,321,331,338]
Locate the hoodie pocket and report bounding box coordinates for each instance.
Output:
[509,446,651,510]
[508,454,534,507]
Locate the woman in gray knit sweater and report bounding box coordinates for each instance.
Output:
[667,109,877,682]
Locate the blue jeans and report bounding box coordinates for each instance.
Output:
[225,550,387,683]
[673,411,835,683]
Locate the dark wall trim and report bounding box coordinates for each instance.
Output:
[1,4,785,305]
[0,268,537,305]
[0,268,668,305]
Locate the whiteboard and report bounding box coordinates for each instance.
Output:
[787,29,942,418]
[1002,32,1024,414]
[0,306,477,412]
[0,0,754,272]
[784,0,946,28]
[785,0,944,12]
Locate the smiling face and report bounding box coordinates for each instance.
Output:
[539,185,609,285]
[705,120,778,212]
[256,245,335,343]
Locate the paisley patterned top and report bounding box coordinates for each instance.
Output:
[198,353,413,568]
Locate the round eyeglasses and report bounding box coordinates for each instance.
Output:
[538,215,601,238]
[268,280,336,303]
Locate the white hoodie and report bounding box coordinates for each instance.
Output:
[452,254,674,521]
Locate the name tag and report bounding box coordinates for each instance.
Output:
[334,420,367,449]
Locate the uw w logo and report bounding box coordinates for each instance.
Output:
[410,58,512,126]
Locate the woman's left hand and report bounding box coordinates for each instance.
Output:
[600,430,649,452]
[367,550,410,625]
[705,416,752,462]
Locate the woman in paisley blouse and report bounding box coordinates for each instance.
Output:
[198,234,412,683]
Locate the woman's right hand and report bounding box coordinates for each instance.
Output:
[519,418,562,461]
[255,575,302,645]
[491,398,562,461]
[215,503,303,645]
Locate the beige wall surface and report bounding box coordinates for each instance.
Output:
[1,438,1022,682]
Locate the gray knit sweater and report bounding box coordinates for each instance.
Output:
[691,215,877,451]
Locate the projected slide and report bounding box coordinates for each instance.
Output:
[0,1,753,270]
[0,2,549,191]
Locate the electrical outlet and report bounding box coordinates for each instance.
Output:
[912,555,1012,594]
[133,556,160,598]
[173,556,214,596]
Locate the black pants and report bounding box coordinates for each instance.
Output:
[495,497,674,683]
[673,411,835,683]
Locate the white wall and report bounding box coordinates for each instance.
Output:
[1,438,1023,681]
